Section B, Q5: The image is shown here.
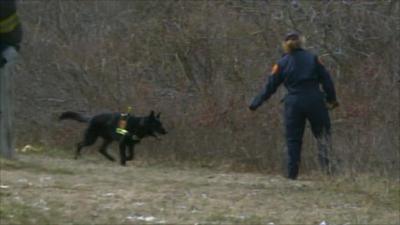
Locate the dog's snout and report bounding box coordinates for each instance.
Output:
[159,128,167,135]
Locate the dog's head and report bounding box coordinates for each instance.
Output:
[141,111,167,138]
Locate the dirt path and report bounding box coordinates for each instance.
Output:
[0,153,399,224]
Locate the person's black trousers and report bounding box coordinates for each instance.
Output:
[284,92,331,179]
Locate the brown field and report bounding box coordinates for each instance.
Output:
[1,151,399,225]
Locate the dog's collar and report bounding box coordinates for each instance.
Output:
[116,128,128,135]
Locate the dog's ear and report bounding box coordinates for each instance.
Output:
[156,112,161,119]
[149,110,155,119]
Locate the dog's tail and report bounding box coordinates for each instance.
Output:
[59,111,90,123]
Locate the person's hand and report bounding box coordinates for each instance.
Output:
[248,104,257,111]
[326,101,339,110]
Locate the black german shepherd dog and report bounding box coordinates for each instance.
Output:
[59,111,167,166]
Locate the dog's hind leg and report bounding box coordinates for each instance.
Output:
[126,141,138,161]
[98,139,115,162]
[75,130,98,159]
[75,143,84,159]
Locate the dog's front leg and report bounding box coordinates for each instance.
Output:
[126,142,135,161]
[119,140,127,166]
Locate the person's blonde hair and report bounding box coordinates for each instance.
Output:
[282,38,303,53]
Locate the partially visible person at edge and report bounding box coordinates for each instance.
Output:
[0,0,22,159]
[249,32,339,180]
[0,0,21,67]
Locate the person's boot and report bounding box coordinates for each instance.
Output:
[287,164,299,180]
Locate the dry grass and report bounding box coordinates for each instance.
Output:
[1,151,399,225]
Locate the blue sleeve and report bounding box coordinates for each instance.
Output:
[315,57,337,103]
[250,64,285,110]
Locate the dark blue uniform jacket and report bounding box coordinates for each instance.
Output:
[0,0,22,52]
[250,48,336,109]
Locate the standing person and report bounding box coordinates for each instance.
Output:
[249,32,339,180]
[0,0,22,159]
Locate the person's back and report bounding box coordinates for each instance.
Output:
[281,49,319,93]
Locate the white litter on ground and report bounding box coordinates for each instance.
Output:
[126,215,156,222]
[133,202,145,206]
[102,192,115,197]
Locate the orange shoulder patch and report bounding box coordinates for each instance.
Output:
[271,64,280,75]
